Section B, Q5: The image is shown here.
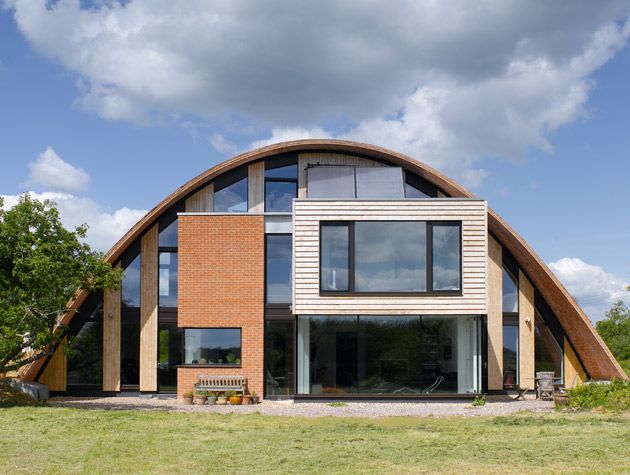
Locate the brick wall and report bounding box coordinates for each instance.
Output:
[178,214,265,399]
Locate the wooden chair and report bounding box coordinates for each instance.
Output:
[536,372,555,400]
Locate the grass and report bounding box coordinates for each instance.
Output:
[0,407,628,474]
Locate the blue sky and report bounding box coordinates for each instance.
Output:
[0,1,628,321]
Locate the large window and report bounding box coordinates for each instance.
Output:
[265,163,297,212]
[121,254,140,308]
[535,313,563,378]
[184,328,241,365]
[502,265,519,387]
[266,235,292,304]
[120,312,140,386]
[265,320,294,396]
[214,170,248,212]
[297,315,482,395]
[67,304,103,387]
[159,252,178,307]
[320,221,461,294]
[158,319,182,392]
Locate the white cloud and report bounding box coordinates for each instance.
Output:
[549,257,629,322]
[23,147,90,193]
[7,1,630,186]
[1,191,147,252]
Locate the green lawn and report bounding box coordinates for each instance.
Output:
[0,407,628,474]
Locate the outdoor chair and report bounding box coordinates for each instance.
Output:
[536,371,555,400]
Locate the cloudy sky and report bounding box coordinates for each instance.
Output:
[0,0,628,321]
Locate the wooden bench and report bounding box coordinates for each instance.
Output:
[195,375,247,393]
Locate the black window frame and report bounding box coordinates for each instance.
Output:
[179,327,243,368]
[265,233,293,307]
[319,220,462,296]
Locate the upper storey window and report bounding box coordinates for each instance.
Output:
[214,169,248,212]
[502,266,519,313]
[122,254,141,308]
[265,163,297,212]
[158,219,178,247]
[320,221,461,294]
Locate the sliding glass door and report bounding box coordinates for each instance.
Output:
[297,315,482,395]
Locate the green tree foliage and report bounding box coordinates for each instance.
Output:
[596,300,630,376]
[0,195,122,373]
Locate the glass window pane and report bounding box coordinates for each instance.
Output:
[265,181,297,212]
[159,252,178,307]
[214,177,248,212]
[158,219,178,247]
[265,164,297,179]
[432,224,461,291]
[320,225,349,291]
[184,328,241,365]
[405,181,430,198]
[355,167,405,199]
[158,322,182,392]
[121,312,140,386]
[535,315,563,377]
[355,222,426,292]
[266,235,292,303]
[67,307,103,386]
[122,254,141,308]
[265,320,295,396]
[503,324,518,386]
[503,267,519,313]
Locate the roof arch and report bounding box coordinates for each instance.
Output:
[22,139,626,381]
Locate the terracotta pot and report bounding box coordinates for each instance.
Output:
[182,397,193,405]
[194,396,207,405]
[242,395,252,405]
[554,394,569,406]
[228,395,242,405]
[216,396,228,405]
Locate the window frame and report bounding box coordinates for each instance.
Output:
[179,327,243,368]
[265,233,293,307]
[319,220,462,296]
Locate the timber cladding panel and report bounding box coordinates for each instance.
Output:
[140,225,158,392]
[177,214,265,399]
[38,338,67,391]
[486,235,503,390]
[293,199,488,315]
[102,282,121,391]
[518,270,535,389]
[185,183,213,212]
[248,161,265,212]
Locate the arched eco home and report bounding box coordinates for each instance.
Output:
[19,140,626,399]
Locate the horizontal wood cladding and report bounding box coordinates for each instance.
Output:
[293,199,488,315]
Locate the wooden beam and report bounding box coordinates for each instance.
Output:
[140,225,158,392]
[102,267,121,392]
[38,338,67,391]
[185,183,213,212]
[519,270,535,389]
[564,338,587,388]
[487,234,503,390]
[248,161,265,212]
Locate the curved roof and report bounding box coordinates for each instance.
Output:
[22,139,626,381]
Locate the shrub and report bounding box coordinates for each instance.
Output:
[471,395,486,407]
[567,379,630,412]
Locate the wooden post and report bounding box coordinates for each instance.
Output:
[103,269,121,392]
[140,225,158,392]
[487,235,503,390]
[519,270,535,389]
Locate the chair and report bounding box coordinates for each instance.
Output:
[536,372,555,400]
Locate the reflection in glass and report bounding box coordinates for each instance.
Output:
[432,224,461,291]
[503,323,518,386]
[158,322,182,392]
[535,314,562,377]
[159,219,178,247]
[355,222,426,292]
[265,181,297,212]
[67,306,103,386]
[265,320,295,396]
[404,181,429,198]
[503,267,518,313]
[184,328,241,364]
[122,254,141,308]
[297,315,481,395]
[121,312,140,386]
[266,235,292,303]
[214,177,248,212]
[266,164,297,179]
[320,225,349,291]
[159,252,178,307]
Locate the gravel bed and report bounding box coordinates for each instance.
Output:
[48,396,554,418]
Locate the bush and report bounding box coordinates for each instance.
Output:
[567,379,630,412]
[471,395,486,407]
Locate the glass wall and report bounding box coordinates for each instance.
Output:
[297,315,482,395]
[214,177,248,212]
[158,219,178,247]
[265,163,297,212]
[121,254,141,308]
[158,321,182,392]
[535,314,563,377]
[184,328,241,365]
[266,235,292,304]
[67,305,103,387]
[120,313,140,386]
[159,252,178,307]
[265,320,294,396]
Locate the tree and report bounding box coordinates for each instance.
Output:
[0,195,122,373]
[596,300,630,376]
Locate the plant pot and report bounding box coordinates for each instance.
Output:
[242,395,252,405]
[554,394,569,406]
[206,396,217,405]
[216,396,228,405]
[182,397,193,405]
[228,395,242,405]
[194,396,207,405]
[252,396,259,404]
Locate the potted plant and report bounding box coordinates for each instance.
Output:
[225,390,242,405]
[251,391,259,404]
[182,390,194,405]
[242,392,252,405]
[206,391,217,405]
[193,390,207,405]
[216,392,228,405]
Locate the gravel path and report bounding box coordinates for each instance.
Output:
[48,396,554,418]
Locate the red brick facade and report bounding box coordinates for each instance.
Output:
[177,214,265,399]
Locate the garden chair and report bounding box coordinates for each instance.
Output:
[536,372,555,400]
